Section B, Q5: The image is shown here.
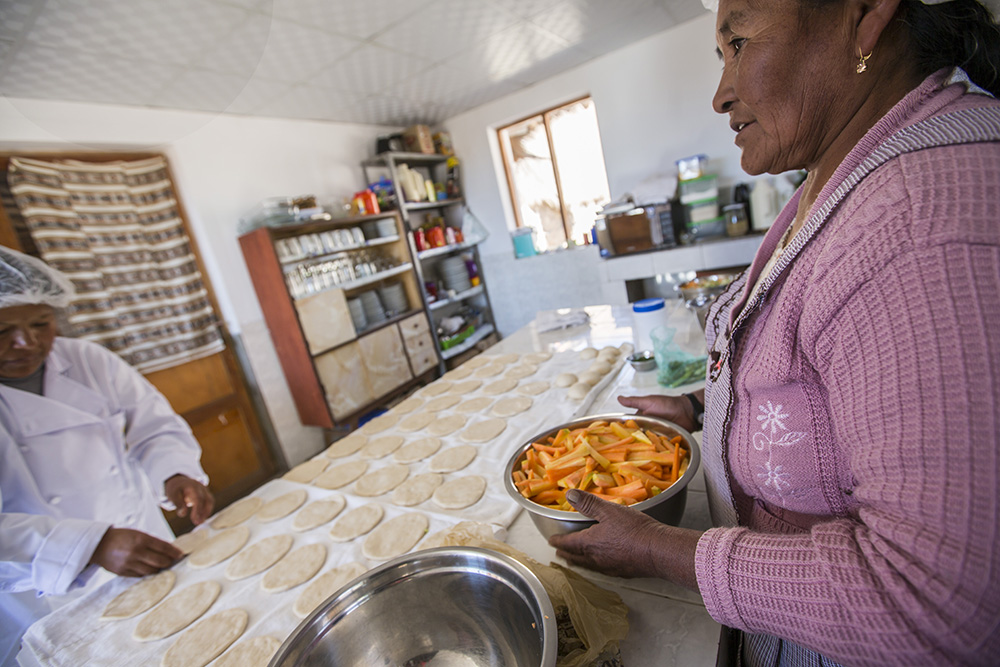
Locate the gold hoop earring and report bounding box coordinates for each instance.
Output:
[856,47,872,74]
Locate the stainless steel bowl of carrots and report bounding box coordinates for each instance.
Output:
[504,413,701,539]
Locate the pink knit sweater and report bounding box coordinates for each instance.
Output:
[694,70,1000,666]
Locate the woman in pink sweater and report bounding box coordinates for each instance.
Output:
[549,0,1000,664]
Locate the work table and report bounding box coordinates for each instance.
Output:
[19,302,720,666]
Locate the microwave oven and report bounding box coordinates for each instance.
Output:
[602,202,678,256]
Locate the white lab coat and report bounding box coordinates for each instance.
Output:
[0,337,208,666]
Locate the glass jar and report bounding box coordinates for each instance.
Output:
[723,203,749,237]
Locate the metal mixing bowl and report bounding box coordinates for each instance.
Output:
[270,547,557,667]
[677,273,738,303]
[503,413,701,539]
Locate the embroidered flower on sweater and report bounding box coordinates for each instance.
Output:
[752,401,806,499]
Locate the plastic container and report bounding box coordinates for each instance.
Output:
[723,203,749,237]
[632,298,670,354]
[512,228,536,258]
[750,177,780,231]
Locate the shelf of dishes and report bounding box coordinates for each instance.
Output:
[428,284,484,311]
[275,217,398,263]
[416,239,477,261]
[286,259,411,300]
[404,198,463,212]
[440,324,496,360]
[346,281,413,333]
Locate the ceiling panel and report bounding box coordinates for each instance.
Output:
[0,0,712,126]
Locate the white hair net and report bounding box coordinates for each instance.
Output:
[0,246,75,309]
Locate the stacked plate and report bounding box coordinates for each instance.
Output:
[359,290,386,325]
[439,256,472,293]
[378,283,409,315]
[347,297,367,332]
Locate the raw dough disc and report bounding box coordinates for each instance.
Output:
[504,364,537,380]
[447,379,483,394]
[213,636,283,667]
[359,435,405,459]
[461,355,490,369]
[283,459,329,484]
[455,396,493,413]
[329,504,384,542]
[173,530,208,555]
[568,382,590,400]
[578,371,602,387]
[432,476,487,510]
[393,436,442,463]
[354,464,410,497]
[588,361,612,375]
[482,378,518,396]
[429,445,477,473]
[427,414,467,437]
[618,342,635,355]
[292,496,346,531]
[133,580,221,642]
[161,608,248,667]
[473,365,503,378]
[391,472,444,506]
[312,460,368,490]
[424,394,461,412]
[324,434,367,459]
[490,353,521,365]
[360,413,399,435]
[261,543,327,593]
[422,381,453,397]
[210,496,263,530]
[598,347,619,362]
[517,381,550,396]
[524,351,552,364]
[393,396,424,414]
[579,347,598,360]
[293,562,368,619]
[398,411,435,432]
[225,534,294,580]
[442,366,474,381]
[101,570,176,620]
[363,513,430,560]
[554,373,577,388]
[256,489,308,523]
[490,396,532,418]
[459,418,507,443]
[188,526,251,569]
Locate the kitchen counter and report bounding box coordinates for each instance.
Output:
[18,301,720,667]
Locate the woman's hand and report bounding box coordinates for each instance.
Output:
[89,528,183,577]
[548,489,702,589]
[164,474,214,525]
[617,393,699,433]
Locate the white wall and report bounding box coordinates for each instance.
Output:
[443,13,749,336]
[0,96,389,465]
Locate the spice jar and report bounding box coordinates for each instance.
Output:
[723,203,749,237]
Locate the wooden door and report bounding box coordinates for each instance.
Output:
[0,152,280,534]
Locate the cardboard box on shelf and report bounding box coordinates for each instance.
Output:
[402,125,435,154]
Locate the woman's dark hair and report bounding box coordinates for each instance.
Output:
[901,0,1000,96]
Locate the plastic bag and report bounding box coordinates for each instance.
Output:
[461,207,489,245]
[423,522,629,667]
[650,326,708,388]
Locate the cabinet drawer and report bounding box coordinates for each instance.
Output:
[403,330,437,375]
[399,312,430,340]
[358,325,413,397]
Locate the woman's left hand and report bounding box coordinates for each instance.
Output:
[548,489,702,589]
[164,475,214,525]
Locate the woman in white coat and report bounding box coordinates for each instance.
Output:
[0,247,213,666]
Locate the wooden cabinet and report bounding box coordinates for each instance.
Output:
[239,211,435,428]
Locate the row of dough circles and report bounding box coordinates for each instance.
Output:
[554,343,633,400]
[102,483,473,667]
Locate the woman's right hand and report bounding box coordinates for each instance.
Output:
[90,527,183,577]
[617,394,699,432]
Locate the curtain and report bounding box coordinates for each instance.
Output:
[6,155,224,373]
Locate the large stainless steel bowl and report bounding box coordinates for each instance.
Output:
[270,547,557,667]
[677,273,738,303]
[504,413,701,539]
